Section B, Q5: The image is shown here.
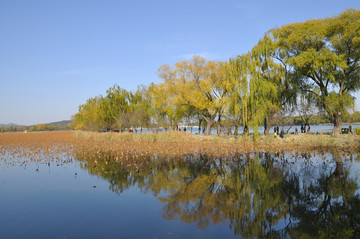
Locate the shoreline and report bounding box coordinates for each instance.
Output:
[74,131,360,154]
[0,132,359,158]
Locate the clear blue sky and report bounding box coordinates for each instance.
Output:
[1,0,360,125]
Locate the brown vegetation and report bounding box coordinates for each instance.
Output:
[75,131,360,154]
[0,131,359,165]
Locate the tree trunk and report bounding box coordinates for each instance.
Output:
[332,151,348,207]
[264,125,270,135]
[243,124,248,135]
[333,152,344,177]
[205,120,212,135]
[234,125,238,136]
[286,125,293,134]
[332,112,342,136]
[198,118,202,134]
[263,116,269,135]
[217,114,221,136]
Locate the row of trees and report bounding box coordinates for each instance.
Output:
[72,85,151,132]
[0,124,72,133]
[72,9,360,135]
[291,111,360,126]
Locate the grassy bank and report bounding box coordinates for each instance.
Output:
[75,131,360,154]
[0,131,358,167]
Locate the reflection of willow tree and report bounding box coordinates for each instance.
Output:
[76,150,360,238]
[156,154,290,238]
[286,152,360,239]
[77,151,289,238]
[226,154,288,238]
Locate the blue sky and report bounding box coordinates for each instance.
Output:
[1,0,360,125]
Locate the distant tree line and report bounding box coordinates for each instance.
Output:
[0,124,72,133]
[280,112,360,126]
[72,9,360,136]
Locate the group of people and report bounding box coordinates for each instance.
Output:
[294,124,311,135]
[299,124,310,134]
[275,124,311,138]
[273,125,285,138]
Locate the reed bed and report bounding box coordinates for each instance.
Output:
[0,131,76,167]
[0,131,359,169]
[75,131,360,154]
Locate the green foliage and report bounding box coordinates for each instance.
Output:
[72,9,360,136]
[355,127,360,135]
[227,54,250,128]
[347,111,360,122]
[30,124,56,131]
[72,84,152,131]
[265,9,360,134]
[158,56,231,135]
[72,96,106,131]
[0,125,29,132]
[0,122,72,133]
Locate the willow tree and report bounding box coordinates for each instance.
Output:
[158,56,231,135]
[128,85,152,132]
[147,83,169,130]
[102,85,131,131]
[249,55,281,137]
[72,96,106,131]
[266,9,360,135]
[250,34,298,135]
[228,52,280,137]
[227,54,250,135]
[148,82,190,131]
[72,84,132,132]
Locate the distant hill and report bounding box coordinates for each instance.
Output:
[0,120,72,132]
[0,120,71,127]
[0,123,19,127]
[46,120,71,126]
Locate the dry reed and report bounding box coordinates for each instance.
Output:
[0,131,359,169]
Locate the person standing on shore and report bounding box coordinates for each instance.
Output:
[307,124,310,134]
[280,128,284,138]
[349,124,353,134]
[295,126,298,135]
[244,124,248,134]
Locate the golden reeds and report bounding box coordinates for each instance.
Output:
[0,131,359,169]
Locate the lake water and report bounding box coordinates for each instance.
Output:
[1,150,360,238]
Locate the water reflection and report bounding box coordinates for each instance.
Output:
[76,151,360,238]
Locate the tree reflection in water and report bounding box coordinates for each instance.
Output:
[76,150,360,238]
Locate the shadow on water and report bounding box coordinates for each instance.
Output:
[76,150,360,239]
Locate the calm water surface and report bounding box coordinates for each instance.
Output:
[1,150,359,238]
